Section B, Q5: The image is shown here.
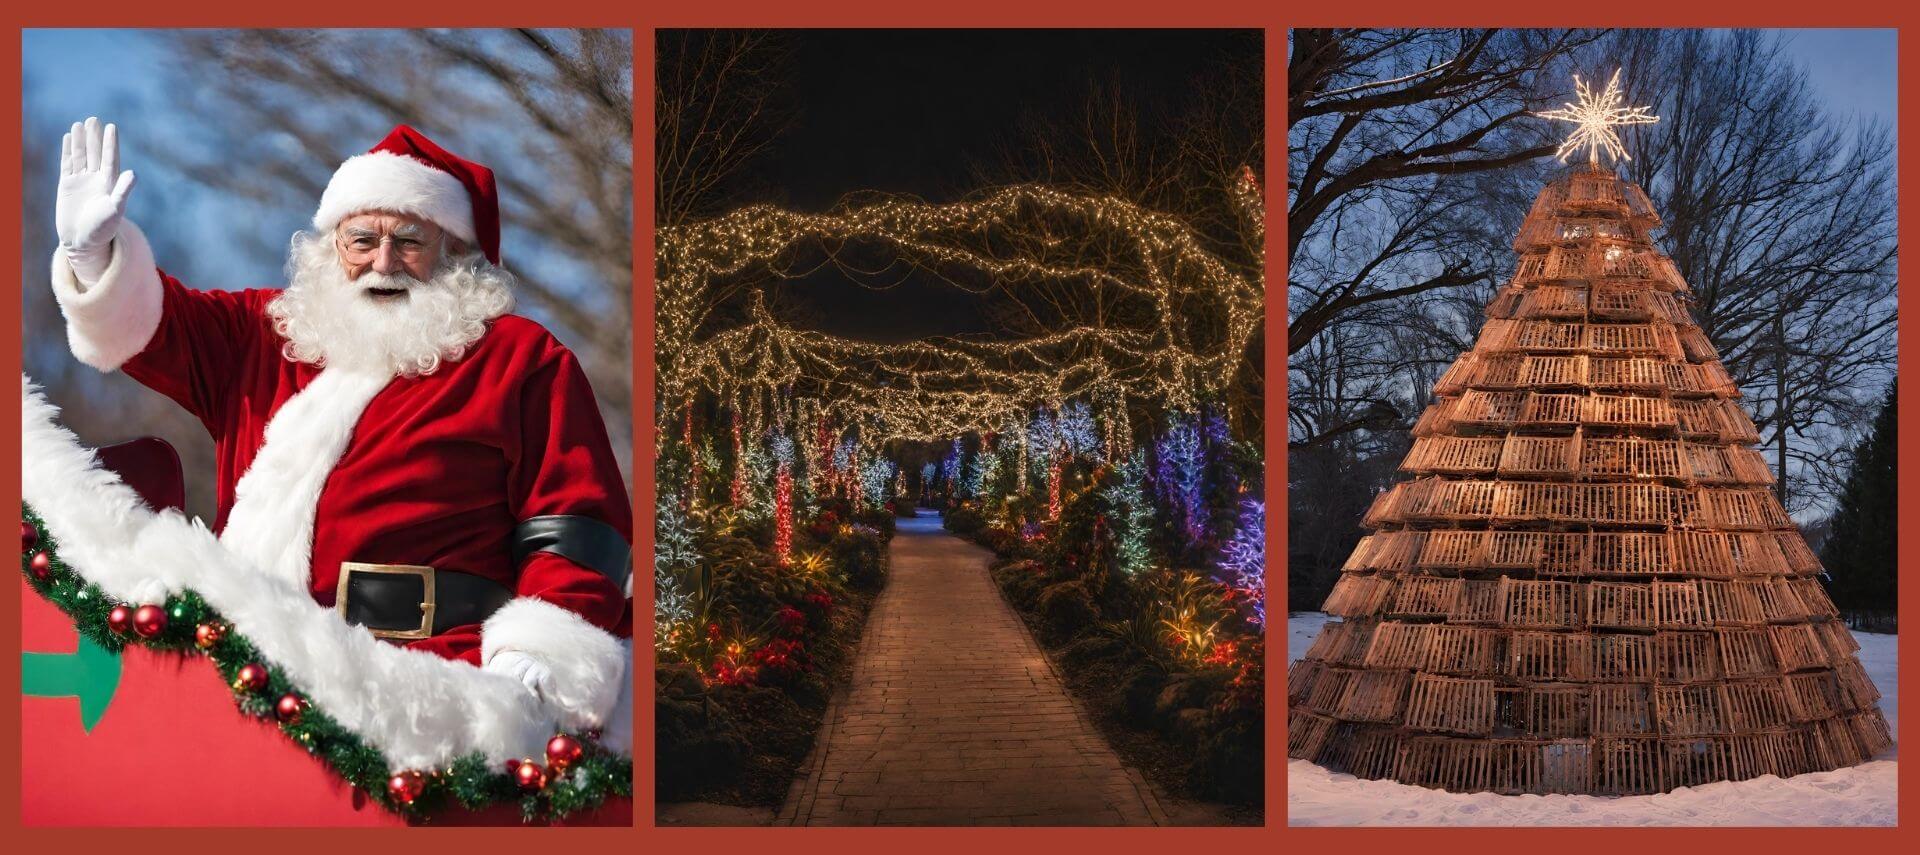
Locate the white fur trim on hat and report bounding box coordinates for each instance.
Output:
[50,219,164,373]
[313,150,476,245]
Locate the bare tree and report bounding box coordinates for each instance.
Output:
[1288,28,1601,357]
[1616,28,1897,514]
[655,30,793,230]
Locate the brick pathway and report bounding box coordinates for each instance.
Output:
[778,513,1166,826]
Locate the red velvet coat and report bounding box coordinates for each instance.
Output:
[53,224,631,666]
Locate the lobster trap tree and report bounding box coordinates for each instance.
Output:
[1288,77,1891,794]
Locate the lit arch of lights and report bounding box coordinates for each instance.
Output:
[655,177,1264,443]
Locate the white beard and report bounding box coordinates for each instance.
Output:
[266,232,515,378]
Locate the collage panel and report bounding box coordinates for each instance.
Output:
[652,28,1268,827]
[1286,27,1897,826]
[19,28,636,825]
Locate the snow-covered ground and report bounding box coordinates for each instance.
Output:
[1287,612,1898,826]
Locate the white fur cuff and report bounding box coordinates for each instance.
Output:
[313,151,476,245]
[50,220,163,372]
[482,597,627,734]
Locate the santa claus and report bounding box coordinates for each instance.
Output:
[48,117,630,729]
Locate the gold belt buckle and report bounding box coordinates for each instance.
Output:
[336,561,437,640]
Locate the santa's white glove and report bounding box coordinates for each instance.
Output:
[55,117,137,287]
[487,650,557,702]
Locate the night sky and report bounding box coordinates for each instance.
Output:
[703,29,1262,343]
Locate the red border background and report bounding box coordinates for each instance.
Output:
[0,1,1908,850]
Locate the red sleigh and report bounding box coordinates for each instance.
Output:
[22,437,632,827]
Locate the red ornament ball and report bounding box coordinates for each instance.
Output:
[132,604,168,638]
[274,693,305,724]
[545,734,584,770]
[386,770,426,805]
[194,622,227,650]
[513,759,547,791]
[23,521,39,552]
[107,605,134,635]
[234,662,270,693]
[28,551,52,581]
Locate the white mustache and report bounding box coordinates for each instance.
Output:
[356,271,425,291]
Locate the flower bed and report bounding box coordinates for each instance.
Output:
[654,497,894,805]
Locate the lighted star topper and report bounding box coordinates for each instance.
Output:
[1536,68,1660,166]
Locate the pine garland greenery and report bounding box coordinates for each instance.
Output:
[20,505,632,823]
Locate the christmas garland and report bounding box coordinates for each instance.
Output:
[22,506,632,822]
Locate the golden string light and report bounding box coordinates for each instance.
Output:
[656,181,1264,442]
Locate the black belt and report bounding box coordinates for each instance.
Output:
[336,562,514,641]
[337,514,629,641]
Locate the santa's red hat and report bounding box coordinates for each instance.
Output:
[313,125,501,264]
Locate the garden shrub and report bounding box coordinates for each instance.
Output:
[943,504,987,537]
[1118,663,1169,726]
[654,664,750,799]
[854,507,897,537]
[828,525,888,590]
[1036,578,1099,642]
[1061,633,1127,669]
[994,560,1047,610]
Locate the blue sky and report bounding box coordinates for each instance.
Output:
[1776,28,1897,128]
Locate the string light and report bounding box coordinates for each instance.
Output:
[1219,498,1265,627]
[1535,69,1659,166]
[861,457,896,508]
[971,441,1001,500]
[1048,454,1063,522]
[1156,412,1208,542]
[682,399,698,508]
[730,411,746,508]
[655,182,1263,442]
[773,463,794,563]
[1107,449,1154,577]
[654,489,700,653]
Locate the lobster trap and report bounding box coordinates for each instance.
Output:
[1290,162,1891,798]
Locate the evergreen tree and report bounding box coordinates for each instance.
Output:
[1821,382,1897,624]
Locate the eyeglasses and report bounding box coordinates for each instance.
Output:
[335,228,442,263]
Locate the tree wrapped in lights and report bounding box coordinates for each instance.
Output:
[1028,408,1058,486]
[1046,452,1064,522]
[1288,82,1890,795]
[1105,450,1155,577]
[861,456,897,509]
[1056,401,1100,460]
[730,411,746,508]
[654,488,701,653]
[1218,498,1264,628]
[971,442,1001,508]
[772,467,793,563]
[941,439,964,497]
[737,434,773,523]
[1154,412,1208,544]
[770,432,796,562]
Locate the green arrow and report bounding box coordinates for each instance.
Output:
[23,637,122,731]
